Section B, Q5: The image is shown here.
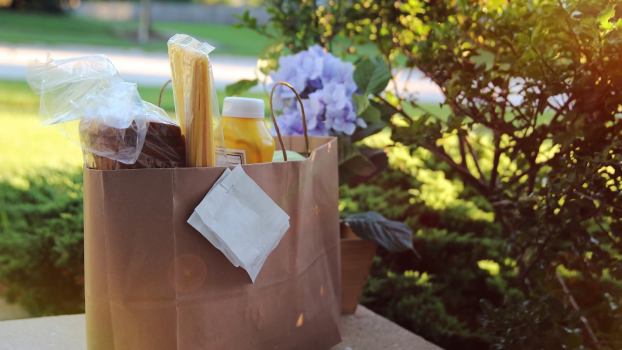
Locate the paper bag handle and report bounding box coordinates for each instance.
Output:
[159,79,310,162]
[158,79,172,108]
[270,81,310,162]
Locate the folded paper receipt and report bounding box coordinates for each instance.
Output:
[188,165,290,282]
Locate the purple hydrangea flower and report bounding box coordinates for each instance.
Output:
[270,45,365,136]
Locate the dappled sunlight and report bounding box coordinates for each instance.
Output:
[403,270,431,287]
[384,144,495,222]
[477,260,500,276]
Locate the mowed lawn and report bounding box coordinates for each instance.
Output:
[0,80,269,178]
[0,10,270,56]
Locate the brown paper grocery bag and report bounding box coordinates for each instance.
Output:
[83,135,341,350]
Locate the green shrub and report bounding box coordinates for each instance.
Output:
[364,258,487,348]
[341,160,507,349]
[0,171,84,315]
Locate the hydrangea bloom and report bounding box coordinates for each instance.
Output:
[270,45,365,136]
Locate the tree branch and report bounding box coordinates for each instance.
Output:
[490,132,502,190]
[555,271,603,350]
[506,167,530,187]
[375,95,490,197]
[458,131,467,167]
[384,55,402,101]
[428,144,491,196]
[464,135,486,182]
[527,156,538,194]
[518,228,554,283]
[547,96,574,127]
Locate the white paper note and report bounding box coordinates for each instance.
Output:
[187,165,290,282]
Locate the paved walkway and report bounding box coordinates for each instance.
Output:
[0,43,444,102]
[0,305,442,350]
[0,43,256,89]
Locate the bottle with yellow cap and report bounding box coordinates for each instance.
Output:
[220,97,275,165]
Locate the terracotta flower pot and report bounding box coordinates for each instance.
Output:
[340,224,377,314]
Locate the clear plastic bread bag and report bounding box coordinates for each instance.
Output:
[168,34,224,167]
[26,55,184,169]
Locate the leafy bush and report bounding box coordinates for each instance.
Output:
[0,171,84,315]
[341,157,505,349]
[243,0,622,348]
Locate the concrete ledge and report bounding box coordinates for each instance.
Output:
[336,306,442,350]
[0,305,441,350]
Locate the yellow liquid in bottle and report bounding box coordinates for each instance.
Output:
[222,116,275,164]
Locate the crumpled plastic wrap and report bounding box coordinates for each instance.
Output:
[27,55,185,169]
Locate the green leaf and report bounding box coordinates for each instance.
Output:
[598,6,622,33]
[338,137,376,177]
[351,121,386,142]
[470,50,495,70]
[498,63,511,71]
[352,93,370,116]
[360,104,382,124]
[225,79,258,96]
[258,42,285,75]
[371,100,397,122]
[234,10,256,29]
[343,211,414,252]
[338,137,361,165]
[354,57,391,95]
[351,105,386,141]
[599,7,615,31]
[446,113,464,131]
[342,153,377,177]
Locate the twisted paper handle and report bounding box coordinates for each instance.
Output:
[270,81,310,161]
[158,79,172,108]
[159,79,310,162]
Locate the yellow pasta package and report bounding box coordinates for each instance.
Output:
[168,34,223,167]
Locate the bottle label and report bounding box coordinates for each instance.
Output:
[216,148,247,166]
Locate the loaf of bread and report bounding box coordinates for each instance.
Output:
[80,120,186,170]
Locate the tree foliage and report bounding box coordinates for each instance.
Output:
[241,0,622,348]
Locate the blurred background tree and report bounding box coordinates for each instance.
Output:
[138,0,152,43]
[239,0,622,348]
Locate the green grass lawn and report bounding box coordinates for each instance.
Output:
[0,79,180,114]
[0,81,82,177]
[0,79,268,178]
[0,10,270,56]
